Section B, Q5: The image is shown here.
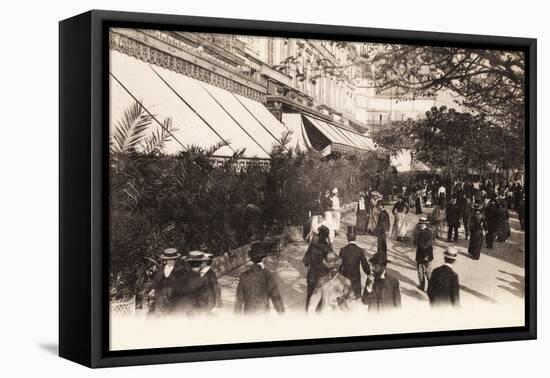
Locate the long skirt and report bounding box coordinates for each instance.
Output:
[392,212,408,238]
[356,210,367,234]
[468,231,484,259]
[323,211,335,242]
[332,210,341,234]
[497,220,511,242]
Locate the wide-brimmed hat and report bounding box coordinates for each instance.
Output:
[323,252,342,269]
[248,242,269,259]
[369,252,389,265]
[418,216,429,224]
[184,250,209,262]
[444,246,458,260]
[160,248,181,260]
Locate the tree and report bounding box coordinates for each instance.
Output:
[371,106,523,182]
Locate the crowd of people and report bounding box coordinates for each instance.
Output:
[140,177,524,317]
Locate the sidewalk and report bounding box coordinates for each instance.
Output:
[218,205,525,312]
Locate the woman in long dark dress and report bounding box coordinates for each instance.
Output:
[468,205,485,260]
[496,200,511,242]
[303,225,332,308]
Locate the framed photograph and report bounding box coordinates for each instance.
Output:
[59,10,536,368]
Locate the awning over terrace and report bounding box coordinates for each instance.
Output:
[110,50,289,159]
[281,113,376,156]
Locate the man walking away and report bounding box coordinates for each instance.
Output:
[339,226,370,299]
[415,217,434,291]
[446,197,461,242]
[428,247,460,307]
[362,252,401,311]
[234,242,285,315]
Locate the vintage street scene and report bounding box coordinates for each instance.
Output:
[108,28,526,350]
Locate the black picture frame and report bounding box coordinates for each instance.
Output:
[59,9,537,368]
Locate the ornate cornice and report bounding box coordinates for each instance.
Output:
[109,30,266,103]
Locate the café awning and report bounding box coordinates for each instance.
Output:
[110,50,289,159]
[283,114,376,153]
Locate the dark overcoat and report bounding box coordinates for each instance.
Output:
[446,203,461,226]
[362,274,401,311]
[303,241,331,303]
[339,243,370,298]
[415,227,434,263]
[196,268,222,312]
[234,264,285,314]
[427,264,460,306]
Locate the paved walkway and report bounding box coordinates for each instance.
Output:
[219,205,525,312]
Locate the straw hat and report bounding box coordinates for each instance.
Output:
[184,250,209,262]
[444,246,458,260]
[160,248,181,260]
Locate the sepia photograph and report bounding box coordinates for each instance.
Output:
[107,26,527,351]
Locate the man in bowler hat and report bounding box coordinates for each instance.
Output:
[339,225,370,299]
[428,246,460,307]
[234,242,285,314]
[362,252,401,311]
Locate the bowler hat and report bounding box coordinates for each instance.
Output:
[248,242,269,259]
[160,248,181,260]
[369,252,389,265]
[323,252,342,269]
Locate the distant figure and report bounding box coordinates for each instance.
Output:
[468,204,485,260]
[307,252,353,312]
[234,242,285,314]
[446,198,461,242]
[428,247,460,307]
[355,192,368,234]
[375,200,391,257]
[392,195,409,242]
[438,184,447,208]
[496,199,511,242]
[462,197,473,240]
[415,192,423,214]
[303,225,332,307]
[485,199,498,249]
[321,190,334,241]
[362,252,401,311]
[339,226,370,299]
[331,188,341,234]
[415,217,434,291]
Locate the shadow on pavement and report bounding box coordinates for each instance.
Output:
[459,284,496,303]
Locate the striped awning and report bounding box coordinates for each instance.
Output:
[110,50,289,159]
[302,115,376,153]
